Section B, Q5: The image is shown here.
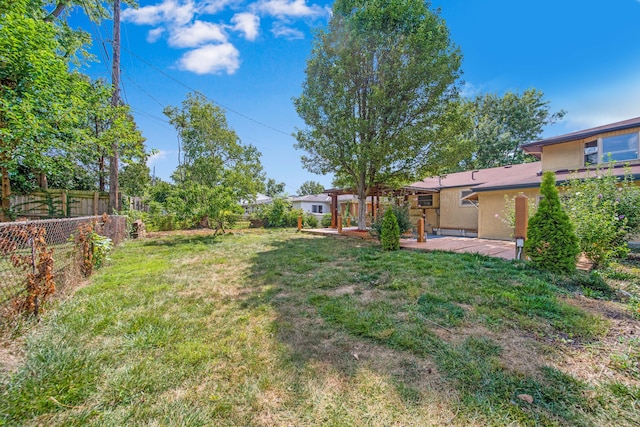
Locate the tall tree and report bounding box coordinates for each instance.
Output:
[297,180,325,195]
[294,0,469,229]
[164,92,264,231]
[265,178,286,197]
[462,89,565,169]
[0,0,92,219]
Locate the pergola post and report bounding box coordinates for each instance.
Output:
[331,192,338,229]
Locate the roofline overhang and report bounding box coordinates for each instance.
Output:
[521,120,640,153]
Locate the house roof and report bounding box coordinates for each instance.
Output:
[406,162,542,193]
[521,116,640,154]
[289,194,331,203]
[472,163,640,193]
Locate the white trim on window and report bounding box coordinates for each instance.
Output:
[584,132,640,166]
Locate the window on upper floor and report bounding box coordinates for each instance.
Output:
[584,132,639,165]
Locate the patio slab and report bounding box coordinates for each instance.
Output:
[302,228,516,260]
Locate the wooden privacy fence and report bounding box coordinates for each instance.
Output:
[10,190,111,219]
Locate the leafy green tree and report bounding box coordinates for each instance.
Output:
[163,92,264,231]
[525,172,580,274]
[297,180,325,196]
[119,161,151,197]
[294,0,469,230]
[380,208,400,251]
[562,165,640,268]
[0,0,94,218]
[265,178,286,197]
[461,89,565,169]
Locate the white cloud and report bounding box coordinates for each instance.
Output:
[168,20,227,47]
[122,0,195,26]
[147,27,165,43]
[253,0,326,18]
[199,0,239,14]
[177,43,240,74]
[232,12,260,41]
[271,22,304,39]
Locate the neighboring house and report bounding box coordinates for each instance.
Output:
[405,116,640,240]
[240,193,272,216]
[289,194,331,221]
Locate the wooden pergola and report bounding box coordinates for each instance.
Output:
[323,184,439,229]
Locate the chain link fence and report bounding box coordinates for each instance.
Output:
[0,215,126,308]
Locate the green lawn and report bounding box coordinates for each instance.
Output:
[1,229,638,426]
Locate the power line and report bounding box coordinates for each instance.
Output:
[115,42,294,138]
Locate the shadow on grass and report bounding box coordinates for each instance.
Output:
[244,235,614,426]
[138,232,224,248]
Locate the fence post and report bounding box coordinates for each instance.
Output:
[61,191,68,217]
[29,237,39,317]
[93,192,99,215]
[337,215,342,234]
[297,215,302,231]
[417,218,425,243]
[514,194,528,260]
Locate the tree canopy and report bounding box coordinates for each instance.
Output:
[294,0,468,229]
[297,180,325,196]
[163,92,264,232]
[0,0,148,219]
[460,89,565,169]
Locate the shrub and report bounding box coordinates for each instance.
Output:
[525,171,580,274]
[380,208,400,251]
[321,213,332,227]
[303,213,319,228]
[370,203,412,238]
[254,198,299,228]
[562,165,640,268]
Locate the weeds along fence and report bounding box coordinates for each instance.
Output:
[0,215,126,312]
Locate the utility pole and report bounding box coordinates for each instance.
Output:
[109,0,121,213]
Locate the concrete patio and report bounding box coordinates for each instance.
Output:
[302,227,517,260]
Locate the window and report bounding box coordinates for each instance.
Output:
[312,205,323,214]
[584,132,639,165]
[417,195,433,207]
[460,190,474,206]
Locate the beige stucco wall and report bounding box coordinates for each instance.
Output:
[541,128,640,172]
[478,188,540,240]
[542,141,582,172]
[408,193,439,233]
[438,187,478,230]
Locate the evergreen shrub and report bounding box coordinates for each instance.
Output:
[380,208,400,251]
[524,171,580,274]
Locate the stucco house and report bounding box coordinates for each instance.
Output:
[240,193,272,216]
[405,116,640,240]
[289,194,331,221]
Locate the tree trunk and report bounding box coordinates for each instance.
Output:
[1,166,10,222]
[99,155,105,192]
[357,184,367,231]
[38,172,47,190]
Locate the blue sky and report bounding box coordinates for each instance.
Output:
[75,0,640,193]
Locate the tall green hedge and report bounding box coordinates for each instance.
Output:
[524,171,580,273]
